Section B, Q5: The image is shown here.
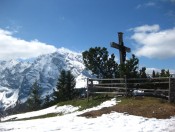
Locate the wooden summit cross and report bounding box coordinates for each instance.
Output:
[110,32,131,64]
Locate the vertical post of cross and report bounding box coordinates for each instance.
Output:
[110,32,131,65]
[118,32,124,65]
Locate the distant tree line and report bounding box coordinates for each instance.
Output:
[152,69,170,78]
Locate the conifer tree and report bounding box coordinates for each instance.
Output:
[26,81,42,110]
[152,70,156,78]
[82,47,119,78]
[53,70,76,102]
[42,95,51,108]
[139,67,147,78]
[53,70,67,101]
[119,54,139,78]
[166,70,170,77]
[105,54,120,78]
[160,69,166,77]
[155,72,160,77]
[65,70,76,100]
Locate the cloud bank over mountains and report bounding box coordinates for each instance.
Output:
[131,24,175,59]
[0,29,57,60]
[1,24,175,61]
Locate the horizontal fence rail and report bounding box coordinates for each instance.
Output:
[87,77,175,102]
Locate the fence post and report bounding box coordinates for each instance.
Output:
[168,76,171,102]
[87,78,89,102]
[168,76,175,103]
[124,75,127,96]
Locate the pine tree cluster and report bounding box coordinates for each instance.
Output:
[83,46,171,79]
[24,70,76,111]
[82,47,146,79]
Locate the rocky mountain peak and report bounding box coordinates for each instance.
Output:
[0,48,90,110]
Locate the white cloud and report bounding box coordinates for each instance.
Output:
[130,24,175,59]
[146,67,161,74]
[145,2,156,7]
[130,24,160,33]
[136,4,142,9]
[0,29,57,60]
[136,2,156,9]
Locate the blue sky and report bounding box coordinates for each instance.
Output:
[0,0,175,73]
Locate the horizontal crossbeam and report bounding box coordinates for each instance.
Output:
[110,42,131,53]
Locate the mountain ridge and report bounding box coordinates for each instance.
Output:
[0,47,91,110]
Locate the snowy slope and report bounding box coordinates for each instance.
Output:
[0,47,92,110]
[1,98,175,132]
[0,87,19,110]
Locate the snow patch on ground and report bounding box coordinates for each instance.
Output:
[2,105,79,121]
[1,98,175,132]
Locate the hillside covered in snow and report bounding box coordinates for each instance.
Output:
[1,98,175,132]
[0,47,92,110]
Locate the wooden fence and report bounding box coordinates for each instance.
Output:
[87,77,175,102]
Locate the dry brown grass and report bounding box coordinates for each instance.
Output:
[79,97,175,119]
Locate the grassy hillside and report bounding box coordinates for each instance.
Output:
[3,96,110,122]
[57,96,111,110]
[79,97,175,119]
[5,96,175,122]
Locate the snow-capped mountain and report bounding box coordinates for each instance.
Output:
[0,47,91,110]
